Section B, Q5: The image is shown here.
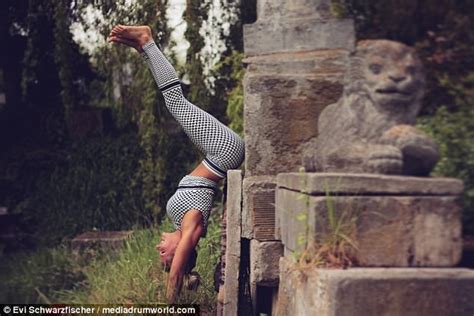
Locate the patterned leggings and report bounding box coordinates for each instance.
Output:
[141,40,244,231]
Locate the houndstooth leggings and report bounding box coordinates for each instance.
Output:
[141,40,244,231]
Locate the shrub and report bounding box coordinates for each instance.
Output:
[418,73,474,233]
[14,131,148,246]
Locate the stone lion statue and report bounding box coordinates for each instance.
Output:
[302,39,439,176]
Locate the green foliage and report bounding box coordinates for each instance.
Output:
[330,0,349,19]
[15,132,147,245]
[418,73,474,233]
[222,52,245,136]
[184,0,212,111]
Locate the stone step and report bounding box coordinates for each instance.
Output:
[276,173,463,267]
[276,257,474,316]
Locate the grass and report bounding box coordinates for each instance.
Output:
[0,245,84,304]
[295,175,359,269]
[0,211,222,313]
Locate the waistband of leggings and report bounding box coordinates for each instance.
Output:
[178,175,219,189]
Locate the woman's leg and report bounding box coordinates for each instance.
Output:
[141,41,244,178]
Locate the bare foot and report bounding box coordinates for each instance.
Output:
[109,25,152,47]
[107,35,142,52]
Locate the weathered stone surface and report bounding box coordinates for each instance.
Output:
[242,176,277,240]
[250,240,283,286]
[275,188,309,254]
[277,172,464,196]
[244,0,354,56]
[303,40,439,176]
[223,170,242,316]
[244,18,355,56]
[243,50,350,76]
[276,257,474,316]
[255,0,334,21]
[244,50,348,177]
[276,187,462,266]
[71,231,133,259]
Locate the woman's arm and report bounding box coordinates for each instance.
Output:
[166,210,203,303]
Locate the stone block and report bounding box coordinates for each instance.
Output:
[242,176,277,240]
[276,173,463,267]
[71,230,133,259]
[276,188,311,255]
[276,257,474,316]
[244,18,355,56]
[244,51,348,177]
[277,172,464,196]
[223,170,242,316]
[256,0,334,21]
[250,240,283,286]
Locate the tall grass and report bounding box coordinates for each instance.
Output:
[1,213,221,312]
[0,245,84,304]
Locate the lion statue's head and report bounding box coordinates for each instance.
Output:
[344,40,425,120]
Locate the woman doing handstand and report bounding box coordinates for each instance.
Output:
[108,25,244,303]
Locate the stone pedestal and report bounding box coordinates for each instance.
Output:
[276,257,474,316]
[276,173,463,267]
